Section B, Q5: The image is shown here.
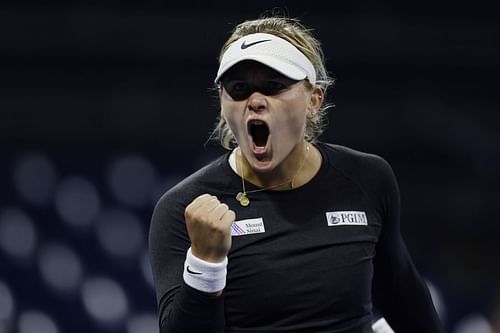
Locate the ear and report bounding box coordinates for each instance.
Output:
[218,85,227,121]
[307,86,324,116]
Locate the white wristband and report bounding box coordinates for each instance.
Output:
[183,247,228,293]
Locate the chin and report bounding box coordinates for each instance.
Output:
[249,156,276,173]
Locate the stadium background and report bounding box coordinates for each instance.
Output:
[0,1,499,332]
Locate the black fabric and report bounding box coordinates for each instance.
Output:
[149,142,443,333]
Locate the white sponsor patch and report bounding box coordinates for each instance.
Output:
[231,218,265,236]
[326,211,368,226]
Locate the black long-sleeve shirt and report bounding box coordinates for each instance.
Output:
[149,142,443,332]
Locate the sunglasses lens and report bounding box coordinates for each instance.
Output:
[223,81,251,101]
[223,79,297,101]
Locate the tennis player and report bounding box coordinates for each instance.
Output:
[149,14,443,333]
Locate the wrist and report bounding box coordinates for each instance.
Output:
[191,246,227,263]
[183,247,228,293]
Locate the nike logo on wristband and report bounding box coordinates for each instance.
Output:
[241,39,271,49]
[186,266,202,275]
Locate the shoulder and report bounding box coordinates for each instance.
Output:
[318,142,393,177]
[316,142,398,201]
[317,143,400,222]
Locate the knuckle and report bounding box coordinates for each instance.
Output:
[199,215,212,225]
[208,210,221,221]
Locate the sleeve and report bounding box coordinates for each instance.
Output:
[148,190,226,333]
[372,159,444,333]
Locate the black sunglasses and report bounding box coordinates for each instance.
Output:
[221,77,299,101]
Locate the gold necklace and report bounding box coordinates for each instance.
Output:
[235,144,310,207]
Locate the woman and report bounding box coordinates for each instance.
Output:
[149,15,443,332]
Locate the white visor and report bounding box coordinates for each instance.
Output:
[215,33,316,84]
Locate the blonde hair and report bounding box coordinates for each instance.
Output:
[211,15,334,150]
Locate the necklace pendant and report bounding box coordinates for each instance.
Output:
[236,192,250,207]
[240,195,250,206]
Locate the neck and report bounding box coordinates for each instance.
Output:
[237,141,318,190]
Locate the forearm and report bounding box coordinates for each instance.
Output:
[373,238,443,333]
[375,262,443,332]
[160,282,225,333]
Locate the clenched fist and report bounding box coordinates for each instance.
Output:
[184,194,235,263]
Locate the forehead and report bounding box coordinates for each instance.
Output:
[222,60,290,81]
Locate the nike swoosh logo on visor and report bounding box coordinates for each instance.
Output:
[241,39,271,49]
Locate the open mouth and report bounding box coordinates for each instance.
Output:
[248,120,269,148]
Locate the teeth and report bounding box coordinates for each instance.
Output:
[251,120,264,125]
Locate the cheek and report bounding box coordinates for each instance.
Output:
[279,97,309,132]
[221,104,243,136]
[289,112,308,133]
[271,109,307,143]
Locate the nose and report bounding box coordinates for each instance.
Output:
[247,92,267,113]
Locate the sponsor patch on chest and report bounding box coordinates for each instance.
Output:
[231,218,265,236]
[326,211,368,226]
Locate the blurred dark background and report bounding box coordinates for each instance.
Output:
[0,1,499,333]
